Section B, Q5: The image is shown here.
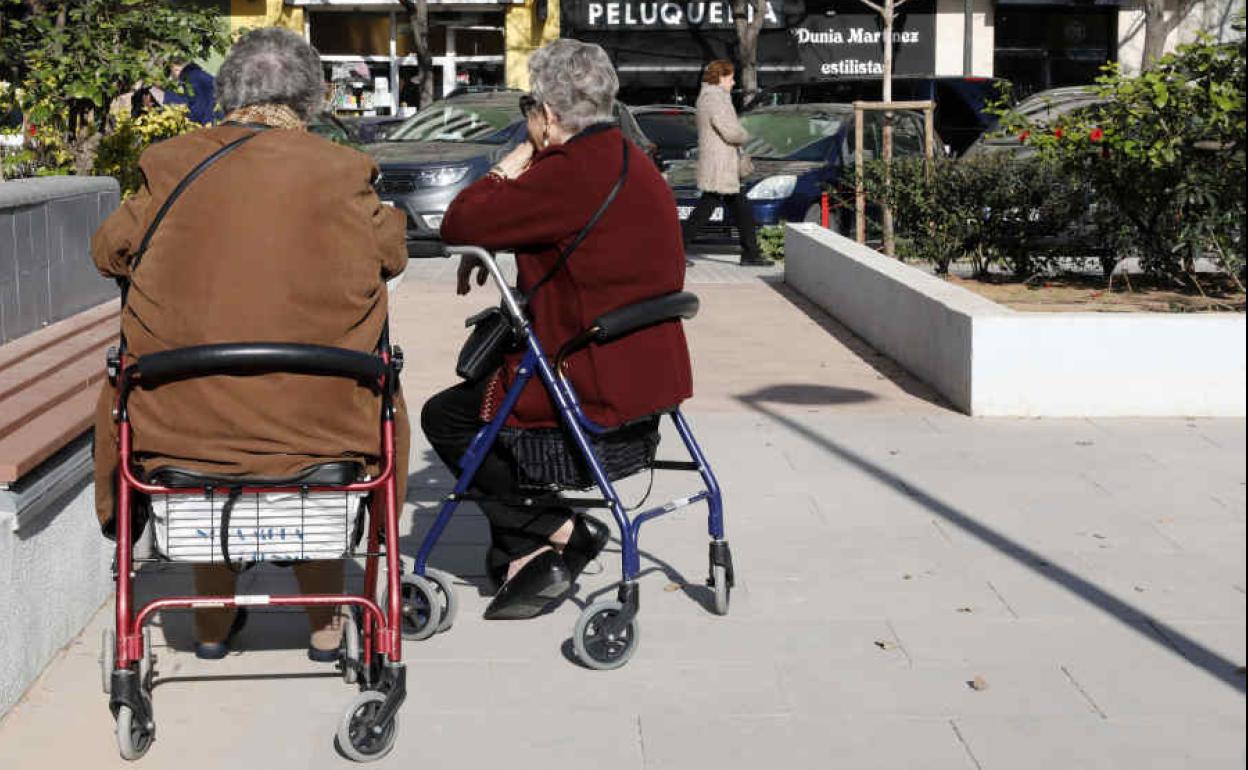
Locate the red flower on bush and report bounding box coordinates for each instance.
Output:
[1018,130,1031,143]
[27,124,37,137]
[1053,127,1064,139]
[1089,127,1104,143]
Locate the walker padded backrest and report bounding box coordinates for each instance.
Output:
[592,292,700,344]
[129,343,386,388]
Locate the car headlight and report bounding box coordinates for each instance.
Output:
[746,175,797,200]
[416,165,471,188]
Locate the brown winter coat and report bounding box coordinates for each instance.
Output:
[695,84,749,194]
[91,123,410,529]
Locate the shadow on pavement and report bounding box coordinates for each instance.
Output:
[746,383,877,407]
[737,386,1246,695]
[761,280,955,411]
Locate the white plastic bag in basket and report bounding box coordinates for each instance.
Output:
[151,489,367,563]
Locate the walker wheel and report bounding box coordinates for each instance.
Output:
[387,574,442,641]
[341,608,361,685]
[572,600,640,671]
[335,690,397,762]
[115,698,154,761]
[101,629,116,695]
[423,568,459,633]
[709,563,731,616]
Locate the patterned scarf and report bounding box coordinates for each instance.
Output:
[223,103,305,131]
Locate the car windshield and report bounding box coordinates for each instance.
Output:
[740,111,848,160]
[387,100,518,143]
[1015,92,1103,124]
[636,111,697,148]
[309,119,350,145]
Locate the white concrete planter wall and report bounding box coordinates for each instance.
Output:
[784,223,1247,417]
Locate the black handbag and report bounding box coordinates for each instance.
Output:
[456,305,519,381]
[455,136,631,381]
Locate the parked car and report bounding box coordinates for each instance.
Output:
[746,76,1006,156]
[961,86,1104,159]
[630,105,698,169]
[339,114,409,144]
[961,86,1110,259]
[666,103,934,238]
[365,90,660,257]
[308,113,356,146]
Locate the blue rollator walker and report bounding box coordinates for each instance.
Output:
[399,245,733,670]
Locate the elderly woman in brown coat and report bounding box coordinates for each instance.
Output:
[681,59,766,266]
[91,28,409,661]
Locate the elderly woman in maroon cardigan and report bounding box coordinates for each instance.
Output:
[426,39,692,620]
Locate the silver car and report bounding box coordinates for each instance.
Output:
[366,91,657,258]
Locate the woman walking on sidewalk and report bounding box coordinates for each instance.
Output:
[682,59,766,267]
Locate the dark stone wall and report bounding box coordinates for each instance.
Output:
[0,177,120,344]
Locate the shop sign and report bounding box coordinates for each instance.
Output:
[567,0,784,31]
[792,6,935,79]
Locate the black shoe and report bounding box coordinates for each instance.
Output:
[561,514,610,582]
[193,607,248,660]
[308,646,340,664]
[483,550,571,620]
[193,641,229,660]
[740,256,771,267]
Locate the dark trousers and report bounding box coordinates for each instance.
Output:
[420,379,572,579]
[682,191,760,262]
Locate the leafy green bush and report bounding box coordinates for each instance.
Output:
[993,30,1246,284]
[93,106,196,196]
[0,0,229,175]
[860,154,1089,277]
[758,225,785,262]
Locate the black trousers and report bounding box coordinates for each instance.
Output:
[682,191,760,262]
[420,379,572,578]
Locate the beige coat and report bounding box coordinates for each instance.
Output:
[695,84,748,194]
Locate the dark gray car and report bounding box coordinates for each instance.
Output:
[365,91,657,258]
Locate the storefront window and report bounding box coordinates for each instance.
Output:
[306,9,506,116]
[994,9,1116,99]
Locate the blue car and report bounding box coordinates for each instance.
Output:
[667,103,933,238]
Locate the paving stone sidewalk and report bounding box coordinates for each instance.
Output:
[0,262,1243,769]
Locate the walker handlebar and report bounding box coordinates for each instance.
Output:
[445,245,528,324]
[123,343,388,389]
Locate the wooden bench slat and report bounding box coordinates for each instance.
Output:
[0,388,97,483]
[0,347,111,439]
[0,322,116,402]
[0,301,119,375]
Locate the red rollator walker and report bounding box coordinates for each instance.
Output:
[102,336,407,762]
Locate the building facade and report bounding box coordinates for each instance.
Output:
[220,0,1243,110]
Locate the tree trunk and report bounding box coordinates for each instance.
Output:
[399,0,435,108]
[1141,0,1196,71]
[732,0,766,104]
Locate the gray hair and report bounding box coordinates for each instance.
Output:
[528,40,618,133]
[217,28,324,122]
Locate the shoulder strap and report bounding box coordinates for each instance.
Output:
[525,135,630,300]
[130,129,266,269]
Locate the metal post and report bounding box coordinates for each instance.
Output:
[389,11,400,116]
[854,102,865,243]
[963,0,974,76]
